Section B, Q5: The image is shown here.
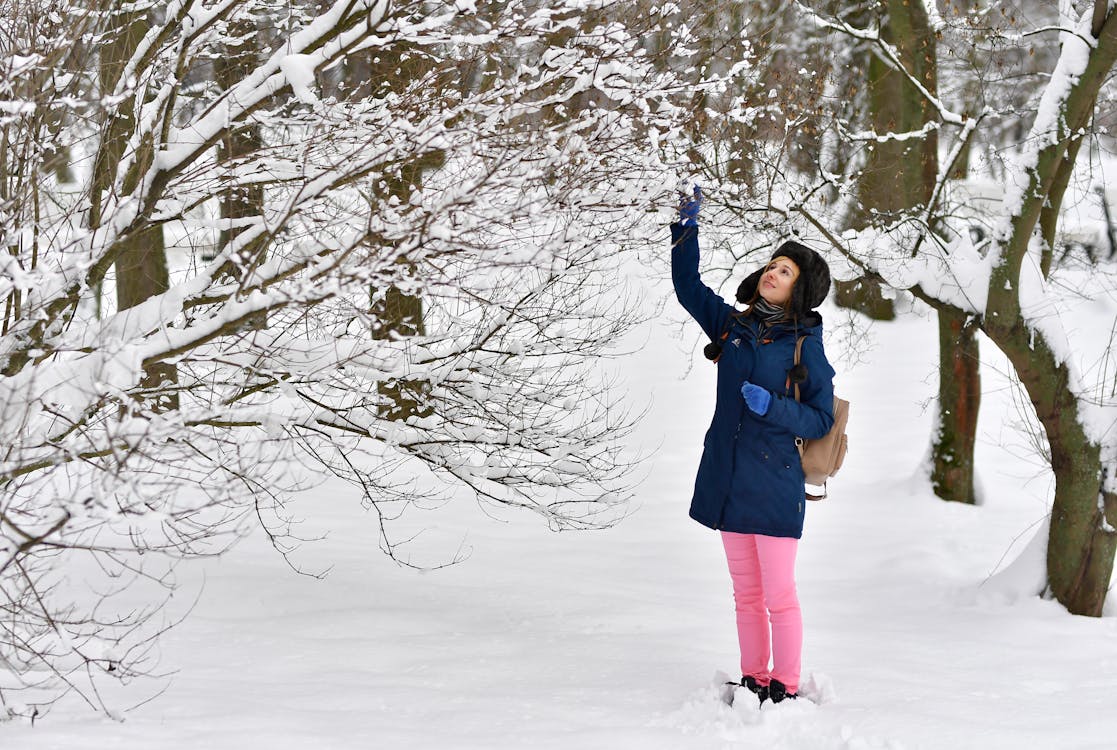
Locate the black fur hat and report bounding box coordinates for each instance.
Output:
[735,240,831,316]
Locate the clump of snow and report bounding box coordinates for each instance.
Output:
[970,517,1050,607]
[280,54,321,104]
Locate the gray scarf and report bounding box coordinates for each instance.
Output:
[752,298,789,327]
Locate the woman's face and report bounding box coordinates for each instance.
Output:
[758,256,800,307]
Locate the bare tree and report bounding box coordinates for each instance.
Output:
[0,0,744,717]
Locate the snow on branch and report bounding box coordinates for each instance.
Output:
[0,0,730,715]
[840,119,941,143]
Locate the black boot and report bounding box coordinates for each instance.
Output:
[768,679,798,704]
[742,675,769,704]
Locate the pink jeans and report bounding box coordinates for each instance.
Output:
[720,531,802,693]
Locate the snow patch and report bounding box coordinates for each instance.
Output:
[279,54,320,105]
[971,516,1050,606]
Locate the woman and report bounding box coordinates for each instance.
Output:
[670,188,835,705]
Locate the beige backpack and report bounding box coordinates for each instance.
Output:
[792,336,849,501]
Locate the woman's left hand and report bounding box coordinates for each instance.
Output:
[741,381,771,415]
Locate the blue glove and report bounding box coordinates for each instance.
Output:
[678,185,702,226]
[741,381,771,415]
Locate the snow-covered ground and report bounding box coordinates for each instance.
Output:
[8,269,1117,750]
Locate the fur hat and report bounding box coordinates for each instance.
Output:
[735,240,831,316]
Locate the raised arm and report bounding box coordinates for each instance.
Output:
[670,188,733,340]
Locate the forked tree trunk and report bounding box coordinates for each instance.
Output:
[980,3,1117,614]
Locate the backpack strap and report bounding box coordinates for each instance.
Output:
[791,334,822,500]
[792,335,807,402]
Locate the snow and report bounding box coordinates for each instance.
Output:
[279,55,320,105]
[994,7,1094,232]
[8,264,1117,748]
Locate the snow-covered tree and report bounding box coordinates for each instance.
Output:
[0,0,744,716]
[756,0,1117,616]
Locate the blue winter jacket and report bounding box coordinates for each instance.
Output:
[671,223,836,538]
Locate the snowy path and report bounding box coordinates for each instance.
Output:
[7,298,1117,750]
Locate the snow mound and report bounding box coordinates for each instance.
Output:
[649,671,881,749]
[800,671,839,705]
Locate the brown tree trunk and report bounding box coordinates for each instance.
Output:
[841,0,940,322]
[980,6,1117,614]
[368,153,442,422]
[833,278,896,321]
[93,4,176,409]
[1040,135,1085,277]
[850,1,983,504]
[214,17,266,331]
[370,284,431,422]
[986,316,1116,615]
[354,33,443,421]
[930,308,980,503]
[853,0,939,225]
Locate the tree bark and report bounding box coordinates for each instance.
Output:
[356,35,442,421]
[848,1,983,504]
[1039,136,1086,277]
[854,0,939,224]
[931,308,981,503]
[92,3,176,409]
[368,151,443,421]
[214,16,267,331]
[985,316,1116,615]
[842,0,940,320]
[92,8,170,304]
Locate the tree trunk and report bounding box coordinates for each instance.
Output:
[93,4,176,409]
[841,0,940,321]
[1040,135,1085,277]
[986,317,1117,615]
[980,6,1117,614]
[355,36,443,421]
[214,17,266,331]
[931,308,981,503]
[368,152,442,422]
[854,0,939,223]
[851,1,983,504]
[833,278,896,321]
[370,285,431,422]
